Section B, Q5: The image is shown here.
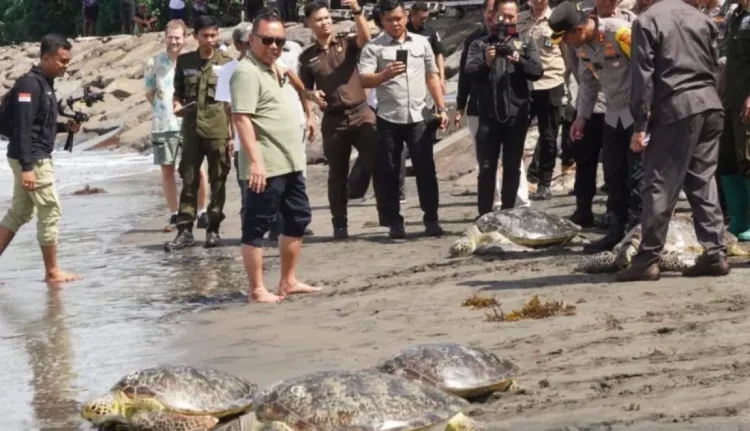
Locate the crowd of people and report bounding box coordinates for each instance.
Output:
[0,0,747,293]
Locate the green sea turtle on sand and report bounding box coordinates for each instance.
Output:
[450,208,582,257]
[249,370,484,430]
[576,215,750,273]
[375,343,519,399]
[80,364,257,431]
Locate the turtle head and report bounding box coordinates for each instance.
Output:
[80,391,128,425]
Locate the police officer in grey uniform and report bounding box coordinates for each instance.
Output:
[560,1,636,228]
[618,0,728,281]
[550,1,644,254]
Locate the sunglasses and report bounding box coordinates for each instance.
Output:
[256,35,286,47]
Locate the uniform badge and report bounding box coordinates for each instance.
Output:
[513,40,523,50]
[543,36,552,48]
[184,68,197,76]
[17,92,31,103]
[598,33,605,43]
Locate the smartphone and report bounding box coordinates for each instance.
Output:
[396,49,408,66]
[174,101,196,113]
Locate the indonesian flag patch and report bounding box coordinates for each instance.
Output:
[17,92,31,103]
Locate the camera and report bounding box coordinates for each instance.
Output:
[489,23,519,57]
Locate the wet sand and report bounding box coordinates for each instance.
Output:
[121,155,750,431]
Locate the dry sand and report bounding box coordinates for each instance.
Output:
[119,139,750,431]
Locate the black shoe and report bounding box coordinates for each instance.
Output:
[530,185,552,201]
[333,227,349,240]
[583,215,625,253]
[389,223,406,239]
[204,230,221,248]
[569,209,595,228]
[164,228,195,252]
[197,212,209,229]
[425,221,444,237]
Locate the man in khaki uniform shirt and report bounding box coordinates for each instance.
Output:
[519,0,567,200]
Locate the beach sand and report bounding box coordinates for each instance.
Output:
[119,154,750,431]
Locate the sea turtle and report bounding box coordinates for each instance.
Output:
[80,364,258,431]
[249,370,483,430]
[575,215,750,273]
[375,343,519,399]
[450,208,582,257]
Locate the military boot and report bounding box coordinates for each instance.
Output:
[204,229,221,248]
[164,226,196,252]
[583,213,626,254]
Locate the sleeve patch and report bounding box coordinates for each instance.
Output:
[17,92,31,103]
[615,28,631,46]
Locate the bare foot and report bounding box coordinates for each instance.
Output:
[279,281,322,296]
[250,287,285,304]
[45,270,82,284]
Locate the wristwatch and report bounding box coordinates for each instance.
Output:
[435,106,447,114]
[352,8,363,15]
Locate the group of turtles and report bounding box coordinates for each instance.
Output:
[80,343,519,431]
[448,208,750,272]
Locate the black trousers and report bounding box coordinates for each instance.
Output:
[559,105,576,166]
[376,117,438,225]
[348,151,405,199]
[573,113,605,207]
[475,108,529,215]
[526,85,564,188]
[602,122,644,223]
[241,172,311,247]
[321,109,379,226]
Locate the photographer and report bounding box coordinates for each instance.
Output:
[0,34,82,285]
[464,0,543,216]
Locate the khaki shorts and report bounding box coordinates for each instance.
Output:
[0,158,62,246]
[152,131,182,166]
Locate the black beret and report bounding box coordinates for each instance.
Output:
[548,1,588,44]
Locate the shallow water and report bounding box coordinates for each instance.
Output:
[0,140,244,430]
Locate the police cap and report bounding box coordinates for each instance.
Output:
[548,1,588,44]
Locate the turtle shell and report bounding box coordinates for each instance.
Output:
[376,343,517,398]
[476,208,581,246]
[112,365,257,417]
[253,370,469,431]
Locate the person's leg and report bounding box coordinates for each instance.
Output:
[0,159,36,257]
[203,139,231,246]
[154,132,180,228]
[30,160,82,284]
[624,125,644,229]
[347,156,371,199]
[352,120,381,222]
[375,117,404,230]
[681,110,728,275]
[476,121,502,215]
[530,87,562,200]
[166,133,202,250]
[620,115,706,280]
[405,120,441,232]
[241,176,284,303]
[570,113,604,226]
[584,122,629,253]
[500,110,530,210]
[321,114,351,235]
[197,163,209,215]
[278,172,320,295]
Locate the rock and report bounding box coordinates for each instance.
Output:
[104,78,144,100]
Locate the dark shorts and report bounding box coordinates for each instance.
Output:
[169,7,186,20]
[241,171,311,247]
[83,4,99,21]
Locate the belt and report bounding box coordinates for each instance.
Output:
[325,102,369,117]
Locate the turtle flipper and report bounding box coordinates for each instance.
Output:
[445,412,484,431]
[130,411,218,431]
[575,252,618,273]
[475,233,531,256]
[449,226,483,257]
[659,252,693,272]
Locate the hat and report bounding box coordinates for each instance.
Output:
[232,23,253,43]
[548,1,588,44]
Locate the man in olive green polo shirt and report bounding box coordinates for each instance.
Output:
[231,11,321,304]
